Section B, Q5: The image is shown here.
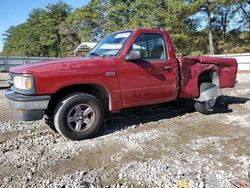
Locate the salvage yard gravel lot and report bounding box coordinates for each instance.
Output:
[0,73,249,187]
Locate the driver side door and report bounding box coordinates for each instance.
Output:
[118,33,178,108]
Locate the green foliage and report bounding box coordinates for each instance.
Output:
[59,0,107,56]
[2,2,71,57]
[2,0,250,57]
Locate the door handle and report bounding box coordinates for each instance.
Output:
[164,66,172,71]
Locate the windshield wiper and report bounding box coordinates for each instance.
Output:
[88,52,105,58]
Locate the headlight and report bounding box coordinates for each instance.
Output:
[14,75,33,90]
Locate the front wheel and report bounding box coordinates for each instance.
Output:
[194,82,221,114]
[54,93,103,140]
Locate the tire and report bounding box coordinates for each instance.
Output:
[43,114,58,133]
[194,82,220,114]
[53,92,103,140]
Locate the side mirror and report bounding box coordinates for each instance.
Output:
[125,50,142,61]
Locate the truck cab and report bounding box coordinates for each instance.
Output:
[6,28,237,140]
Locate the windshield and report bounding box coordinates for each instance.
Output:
[87,31,132,57]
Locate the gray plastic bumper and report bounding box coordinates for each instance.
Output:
[5,89,50,121]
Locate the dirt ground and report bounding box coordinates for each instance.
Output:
[0,73,249,188]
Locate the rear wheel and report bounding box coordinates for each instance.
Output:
[54,92,103,140]
[194,82,220,114]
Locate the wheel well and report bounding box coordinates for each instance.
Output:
[45,84,109,115]
[198,71,219,87]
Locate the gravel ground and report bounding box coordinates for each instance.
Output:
[0,73,9,88]
[0,73,249,188]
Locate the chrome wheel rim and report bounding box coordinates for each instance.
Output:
[67,104,95,132]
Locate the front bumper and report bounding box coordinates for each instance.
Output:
[5,89,51,121]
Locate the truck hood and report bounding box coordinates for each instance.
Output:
[9,57,106,74]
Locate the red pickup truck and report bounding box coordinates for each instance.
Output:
[6,28,237,140]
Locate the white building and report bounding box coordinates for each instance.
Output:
[74,42,97,56]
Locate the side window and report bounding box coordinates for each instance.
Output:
[132,33,167,60]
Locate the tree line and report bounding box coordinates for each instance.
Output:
[2,0,250,57]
